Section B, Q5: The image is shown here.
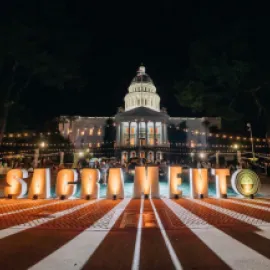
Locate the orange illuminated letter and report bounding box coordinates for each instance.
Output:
[133,166,159,198]
[56,169,78,199]
[106,168,124,199]
[28,168,51,199]
[4,169,28,199]
[168,166,182,198]
[81,168,100,199]
[190,169,208,199]
[211,169,230,198]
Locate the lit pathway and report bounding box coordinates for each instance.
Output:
[29,199,131,270]
[0,198,270,269]
[0,199,100,239]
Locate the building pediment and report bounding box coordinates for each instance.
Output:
[115,107,169,122]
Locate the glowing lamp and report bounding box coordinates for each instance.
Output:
[40,142,45,148]
[199,153,205,159]
[168,166,182,199]
[80,169,100,199]
[190,169,208,199]
[4,169,28,199]
[56,169,78,199]
[211,169,230,198]
[28,168,51,199]
[106,168,125,199]
[233,144,239,149]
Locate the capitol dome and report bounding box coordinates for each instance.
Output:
[130,66,154,85]
[124,65,160,112]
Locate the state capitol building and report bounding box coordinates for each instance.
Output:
[59,65,221,162]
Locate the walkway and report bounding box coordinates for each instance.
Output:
[0,197,270,269]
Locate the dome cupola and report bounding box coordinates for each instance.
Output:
[124,65,160,111]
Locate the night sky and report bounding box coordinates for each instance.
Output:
[2,1,269,135]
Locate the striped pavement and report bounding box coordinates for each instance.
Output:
[0,197,270,269]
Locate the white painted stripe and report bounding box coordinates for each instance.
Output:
[162,198,270,269]
[228,199,270,211]
[0,199,101,240]
[256,227,270,240]
[150,198,182,270]
[193,199,270,240]
[191,199,270,226]
[244,199,270,206]
[131,197,144,270]
[0,200,66,217]
[29,198,131,270]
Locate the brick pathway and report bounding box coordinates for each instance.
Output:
[0,197,270,269]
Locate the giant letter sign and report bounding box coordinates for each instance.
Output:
[5,169,28,199]
[190,168,208,199]
[147,166,159,198]
[107,168,125,199]
[28,168,51,199]
[168,166,182,198]
[231,169,260,197]
[133,166,160,198]
[81,168,100,199]
[133,166,146,198]
[211,169,230,198]
[56,169,78,199]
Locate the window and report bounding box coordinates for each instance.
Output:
[97,129,101,136]
[81,131,85,136]
[89,143,92,147]
[97,142,100,147]
[89,128,94,135]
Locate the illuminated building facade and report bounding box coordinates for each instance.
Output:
[59,65,221,162]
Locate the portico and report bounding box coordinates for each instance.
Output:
[115,106,169,161]
[116,120,168,147]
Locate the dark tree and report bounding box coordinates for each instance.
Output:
[0,2,88,142]
[175,23,270,137]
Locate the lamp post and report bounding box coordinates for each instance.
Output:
[233,144,242,168]
[247,123,255,161]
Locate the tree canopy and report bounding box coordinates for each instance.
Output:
[0,2,89,139]
[175,22,270,136]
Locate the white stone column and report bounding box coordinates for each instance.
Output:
[128,122,131,146]
[136,121,140,146]
[146,121,148,145]
[154,122,157,145]
[119,122,122,146]
[164,123,167,144]
[162,122,165,144]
